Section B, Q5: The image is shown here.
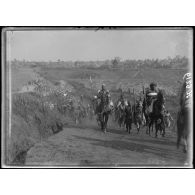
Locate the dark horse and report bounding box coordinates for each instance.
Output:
[143,99,155,136]
[124,102,133,134]
[152,90,165,137]
[116,103,126,128]
[96,99,112,133]
[177,107,190,153]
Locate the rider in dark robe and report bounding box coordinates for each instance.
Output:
[146,82,158,105]
[143,82,158,115]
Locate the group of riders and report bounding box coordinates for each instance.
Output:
[92,73,192,153]
[61,73,191,153]
[93,82,167,135]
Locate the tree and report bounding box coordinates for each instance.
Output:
[111,57,121,68]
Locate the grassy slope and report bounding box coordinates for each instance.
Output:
[9,92,69,165]
[39,67,186,92]
[38,66,184,126]
[11,65,40,92]
[38,66,184,102]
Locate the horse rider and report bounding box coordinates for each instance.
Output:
[153,90,166,124]
[117,93,128,107]
[146,82,158,101]
[179,72,192,118]
[97,84,111,111]
[143,82,158,114]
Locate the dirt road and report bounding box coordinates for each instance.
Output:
[25,118,189,167]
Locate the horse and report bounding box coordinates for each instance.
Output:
[98,102,113,133]
[143,98,156,136]
[133,100,144,133]
[124,103,133,134]
[116,102,126,128]
[94,98,113,133]
[177,107,190,153]
[152,91,166,138]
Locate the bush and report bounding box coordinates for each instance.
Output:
[9,91,69,165]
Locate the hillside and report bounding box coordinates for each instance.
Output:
[6,63,190,166]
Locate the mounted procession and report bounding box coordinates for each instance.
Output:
[92,73,192,153]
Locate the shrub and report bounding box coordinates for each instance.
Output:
[9,91,69,165]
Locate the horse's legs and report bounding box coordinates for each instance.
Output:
[126,121,131,134]
[162,124,165,137]
[99,113,104,131]
[127,123,129,133]
[125,121,128,132]
[137,123,140,134]
[155,121,158,138]
[105,114,108,133]
[102,113,105,132]
[148,118,153,136]
[129,122,132,134]
[104,113,109,133]
[146,116,149,134]
[148,121,151,136]
[118,119,121,128]
[126,123,129,133]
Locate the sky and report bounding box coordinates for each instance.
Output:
[7,29,193,61]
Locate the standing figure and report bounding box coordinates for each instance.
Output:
[133,99,144,133]
[177,73,192,153]
[164,110,173,128]
[116,93,127,128]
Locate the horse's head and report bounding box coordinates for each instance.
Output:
[157,90,165,104]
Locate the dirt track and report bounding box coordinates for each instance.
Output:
[25,118,189,167]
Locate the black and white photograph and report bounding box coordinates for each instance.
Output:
[2,27,193,167]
